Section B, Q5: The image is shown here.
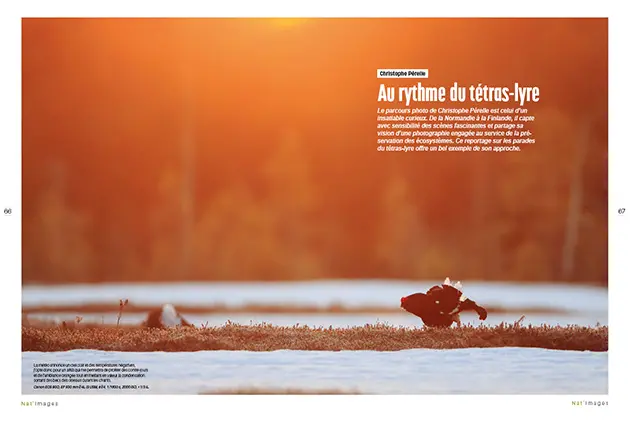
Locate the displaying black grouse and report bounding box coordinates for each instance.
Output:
[142,304,194,329]
[400,278,488,328]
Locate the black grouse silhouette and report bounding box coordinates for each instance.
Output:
[143,304,194,329]
[400,278,488,328]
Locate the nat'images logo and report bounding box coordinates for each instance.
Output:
[21,401,59,407]
[572,400,608,407]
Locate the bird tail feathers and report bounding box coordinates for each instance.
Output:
[443,277,464,292]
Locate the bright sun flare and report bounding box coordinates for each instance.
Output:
[270,18,308,28]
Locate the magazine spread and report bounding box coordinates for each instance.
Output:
[6,7,623,422]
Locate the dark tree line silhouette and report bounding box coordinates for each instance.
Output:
[22,18,607,284]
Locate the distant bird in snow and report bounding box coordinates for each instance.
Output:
[142,304,194,329]
[400,277,488,328]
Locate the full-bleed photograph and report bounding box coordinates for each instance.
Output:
[21,17,608,395]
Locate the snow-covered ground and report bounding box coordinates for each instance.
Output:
[22,280,608,314]
[22,282,608,395]
[22,348,608,395]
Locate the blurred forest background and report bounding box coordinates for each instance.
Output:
[22,18,608,285]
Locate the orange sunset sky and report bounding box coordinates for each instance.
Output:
[22,19,608,283]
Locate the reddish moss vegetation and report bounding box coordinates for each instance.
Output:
[22,322,607,352]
